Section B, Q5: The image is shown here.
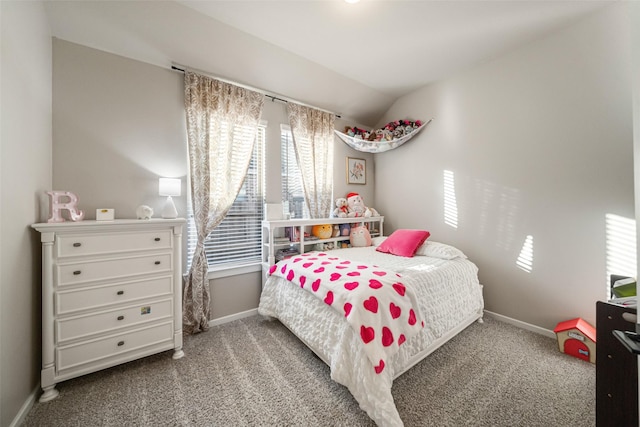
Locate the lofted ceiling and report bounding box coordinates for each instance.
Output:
[180,0,612,96]
[44,0,613,125]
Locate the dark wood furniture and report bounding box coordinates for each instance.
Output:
[596,301,638,427]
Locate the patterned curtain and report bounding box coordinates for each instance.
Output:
[287,103,335,218]
[183,71,264,334]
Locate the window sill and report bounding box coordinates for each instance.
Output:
[206,262,262,280]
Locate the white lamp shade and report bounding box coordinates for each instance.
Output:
[159,178,181,197]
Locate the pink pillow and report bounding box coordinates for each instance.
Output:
[376,229,431,257]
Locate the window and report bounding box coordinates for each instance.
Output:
[186,124,265,271]
[281,124,309,219]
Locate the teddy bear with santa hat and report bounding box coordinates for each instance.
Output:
[346,192,379,218]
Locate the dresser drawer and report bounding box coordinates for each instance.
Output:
[56,230,172,258]
[56,276,172,315]
[57,253,172,287]
[57,321,174,373]
[57,298,173,344]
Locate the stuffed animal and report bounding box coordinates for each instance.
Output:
[136,205,153,220]
[332,198,349,218]
[314,242,335,251]
[346,192,379,218]
[350,226,372,247]
[332,224,340,237]
[393,127,405,138]
[339,223,350,236]
[312,224,333,239]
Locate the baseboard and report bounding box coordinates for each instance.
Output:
[208,308,259,327]
[9,385,39,427]
[483,310,555,339]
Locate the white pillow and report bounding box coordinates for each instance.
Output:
[371,236,387,247]
[414,241,467,260]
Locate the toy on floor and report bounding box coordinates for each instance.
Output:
[553,318,596,363]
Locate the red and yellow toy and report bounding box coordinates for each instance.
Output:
[553,317,596,363]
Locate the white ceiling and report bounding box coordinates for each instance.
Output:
[179,0,612,97]
[44,0,614,124]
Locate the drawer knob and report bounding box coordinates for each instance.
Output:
[73,270,82,275]
[117,341,125,347]
[117,290,124,295]
[155,261,161,265]
[154,237,161,242]
[117,315,124,321]
[73,242,82,247]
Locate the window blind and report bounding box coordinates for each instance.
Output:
[186,125,265,271]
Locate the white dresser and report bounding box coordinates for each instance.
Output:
[31,219,186,402]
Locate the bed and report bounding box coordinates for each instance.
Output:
[258,234,484,427]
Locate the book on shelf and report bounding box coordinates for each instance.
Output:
[276,247,299,261]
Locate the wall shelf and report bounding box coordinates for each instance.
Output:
[261,216,385,275]
[335,119,432,153]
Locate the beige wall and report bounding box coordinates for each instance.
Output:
[52,39,377,322]
[374,3,633,330]
[1,1,52,425]
[52,39,189,220]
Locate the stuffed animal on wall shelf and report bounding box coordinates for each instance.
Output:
[312,224,333,239]
[346,192,379,218]
[332,198,348,218]
[350,226,372,247]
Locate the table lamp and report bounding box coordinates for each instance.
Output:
[159,178,180,219]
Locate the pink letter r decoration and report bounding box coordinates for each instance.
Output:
[46,191,85,223]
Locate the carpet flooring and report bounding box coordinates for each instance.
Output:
[22,315,595,426]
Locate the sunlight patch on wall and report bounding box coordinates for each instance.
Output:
[473,178,521,251]
[443,170,458,228]
[516,235,534,273]
[495,188,520,252]
[605,213,637,297]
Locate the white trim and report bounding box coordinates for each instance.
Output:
[9,385,39,427]
[208,308,259,327]
[484,310,555,338]
[207,263,262,280]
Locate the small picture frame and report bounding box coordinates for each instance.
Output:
[346,157,366,185]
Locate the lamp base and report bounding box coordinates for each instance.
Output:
[161,196,178,219]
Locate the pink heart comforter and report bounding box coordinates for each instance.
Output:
[269,252,424,374]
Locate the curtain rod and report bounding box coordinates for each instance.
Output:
[171,64,341,118]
